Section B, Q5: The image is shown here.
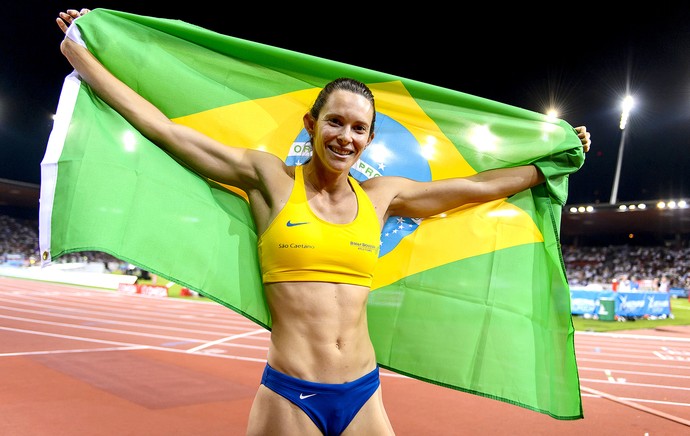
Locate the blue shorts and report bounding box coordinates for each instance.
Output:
[260,363,380,435]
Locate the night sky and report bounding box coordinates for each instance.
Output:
[3,3,690,205]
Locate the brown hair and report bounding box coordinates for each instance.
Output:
[309,78,376,133]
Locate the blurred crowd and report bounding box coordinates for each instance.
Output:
[562,244,689,291]
[0,213,120,267]
[0,214,38,264]
[1,212,688,290]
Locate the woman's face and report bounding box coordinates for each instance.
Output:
[308,90,374,173]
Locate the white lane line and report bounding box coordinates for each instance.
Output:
[604,369,618,383]
[576,356,690,371]
[0,326,267,363]
[578,365,690,380]
[0,314,268,351]
[0,302,257,332]
[186,329,268,353]
[1,345,147,357]
[580,377,690,391]
[577,331,690,343]
[581,385,690,427]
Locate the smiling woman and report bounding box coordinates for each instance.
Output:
[50,7,592,433]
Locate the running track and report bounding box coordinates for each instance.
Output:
[1,276,689,435]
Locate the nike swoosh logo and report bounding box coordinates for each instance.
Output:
[286,220,310,227]
[299,393,317,399]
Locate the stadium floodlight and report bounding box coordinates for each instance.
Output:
[610,95,634,205]
[619,96,634,129]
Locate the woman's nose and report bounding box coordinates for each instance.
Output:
[337,128,352,143]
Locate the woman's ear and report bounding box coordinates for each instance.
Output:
[303,113,315,134]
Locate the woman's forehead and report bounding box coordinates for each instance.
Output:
[323,90,374,117]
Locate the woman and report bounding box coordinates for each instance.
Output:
[57,9,591,435]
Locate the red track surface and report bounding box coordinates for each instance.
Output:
[1,276,689,435]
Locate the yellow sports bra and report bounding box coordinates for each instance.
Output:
[258,165,381,287]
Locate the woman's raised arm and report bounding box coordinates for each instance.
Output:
[56,9,272,190]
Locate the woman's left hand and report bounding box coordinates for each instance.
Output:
[56,8,91,33]
[574,126,591,153]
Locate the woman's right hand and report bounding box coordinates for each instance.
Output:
[56,8,91,33]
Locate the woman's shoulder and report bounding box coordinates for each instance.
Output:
[359,175,410,202]
[250,151,293,177]
[360,174,409,190]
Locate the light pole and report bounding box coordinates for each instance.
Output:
[609,95,634,205]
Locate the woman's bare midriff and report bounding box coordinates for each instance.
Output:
[263,281,377,384]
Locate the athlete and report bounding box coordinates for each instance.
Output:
[57,8,591,435]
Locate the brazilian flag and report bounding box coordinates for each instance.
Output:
[40,8,584,419]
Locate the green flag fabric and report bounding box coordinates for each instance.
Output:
[40,9,584,419]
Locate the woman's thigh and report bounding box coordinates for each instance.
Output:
[246,385,323,436]
[342,386,396,436]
